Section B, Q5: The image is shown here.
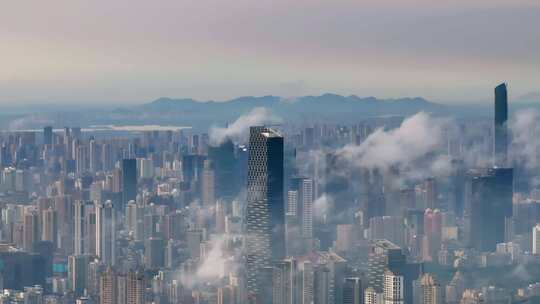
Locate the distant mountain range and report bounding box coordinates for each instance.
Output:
[2,93,539,130]
[137,94,447,129]
[143,94,443,113]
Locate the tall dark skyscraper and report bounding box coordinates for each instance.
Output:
[245,126,285,300]
[43,126,53,145]
[122,159,137,206]
[343,277,363,304]
[494,83,508,166]
[466,167,513,252]
[208,139,237,200]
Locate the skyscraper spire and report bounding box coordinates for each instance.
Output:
[494,83,508,167]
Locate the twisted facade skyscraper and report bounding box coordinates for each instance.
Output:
[245,126,285,301]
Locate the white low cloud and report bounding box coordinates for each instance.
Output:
[195,236,227,281]
[179,234,238,288]
[337,112,446,171]
[209,107,281,145]
[313,193,332,220]
[9,114,54,131]
[510,109,540,170]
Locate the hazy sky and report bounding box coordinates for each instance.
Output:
[1,0,539,105]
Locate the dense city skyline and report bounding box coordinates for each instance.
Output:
[1,1,540,303]
[0,83,536,303]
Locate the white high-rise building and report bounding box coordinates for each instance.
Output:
[96,201,116,266]
[384,270,404,304]
[365,287,384,304]
[139,158,154,179]
[533,224,540,254]
[202,160,215,208]
[41,207,57,246]
[287,190,298,216]
[75,201,96,255]
[420,273,443,304]
[74,201,85,255]
[301,178,314,238]
[300,261,314,304]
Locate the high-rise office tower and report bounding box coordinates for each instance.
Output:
[122,159,137,206]
[202,160,216,208]
[218,285,236,304]
[466,168,513,251]
[68,254,90,297]
[450,161,466,218]
[368,240,403,292]
[367,240,420,304]
[112,168,122,194]
[23,208,40,252]
[287,190,298,216]
[423,178,437,209]
[86,205,97,256]
[76,144,88,175]
[364,170,386,222]
[43,126,53,145]
[300,261,314,304]
[187,229,204,259]
[127,270,145,304]
[335,224,355,253]
[41,207,57,247]
[23,286,44,304]
[74,201,86,255]
[117,273,128,304]
[181,154,206,185]
[445,271,467,304]
[533,224,540,255]
[365,287,384,304]
[89,139,99,173]
[126,202,144,241]
[145,237,165,269]
[96,201,116,266]
[423,209,442,262]
[2,204,17,243]
[383,270,404,304]
[272,258,299,304]
[246,126,285,298]
[307,251,347,304]
[71,127,82,139]
[399,188,416,211]
[102,143,113,171]
[143,213,160,239]
[304,127,315,148]
[343,277,363,304]
[420,274,443,304]
[215,200,227,233]
[55,195,74,254]
[494,83,508,166]
[100,267,117,304]
[208,139,237,200]
[139,158,154,179]
[72,138,80,161]
[368,216,405,248]
[314,266,331,304]
[290,177,314,239]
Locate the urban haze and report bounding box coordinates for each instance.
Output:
[0,1,539,304]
